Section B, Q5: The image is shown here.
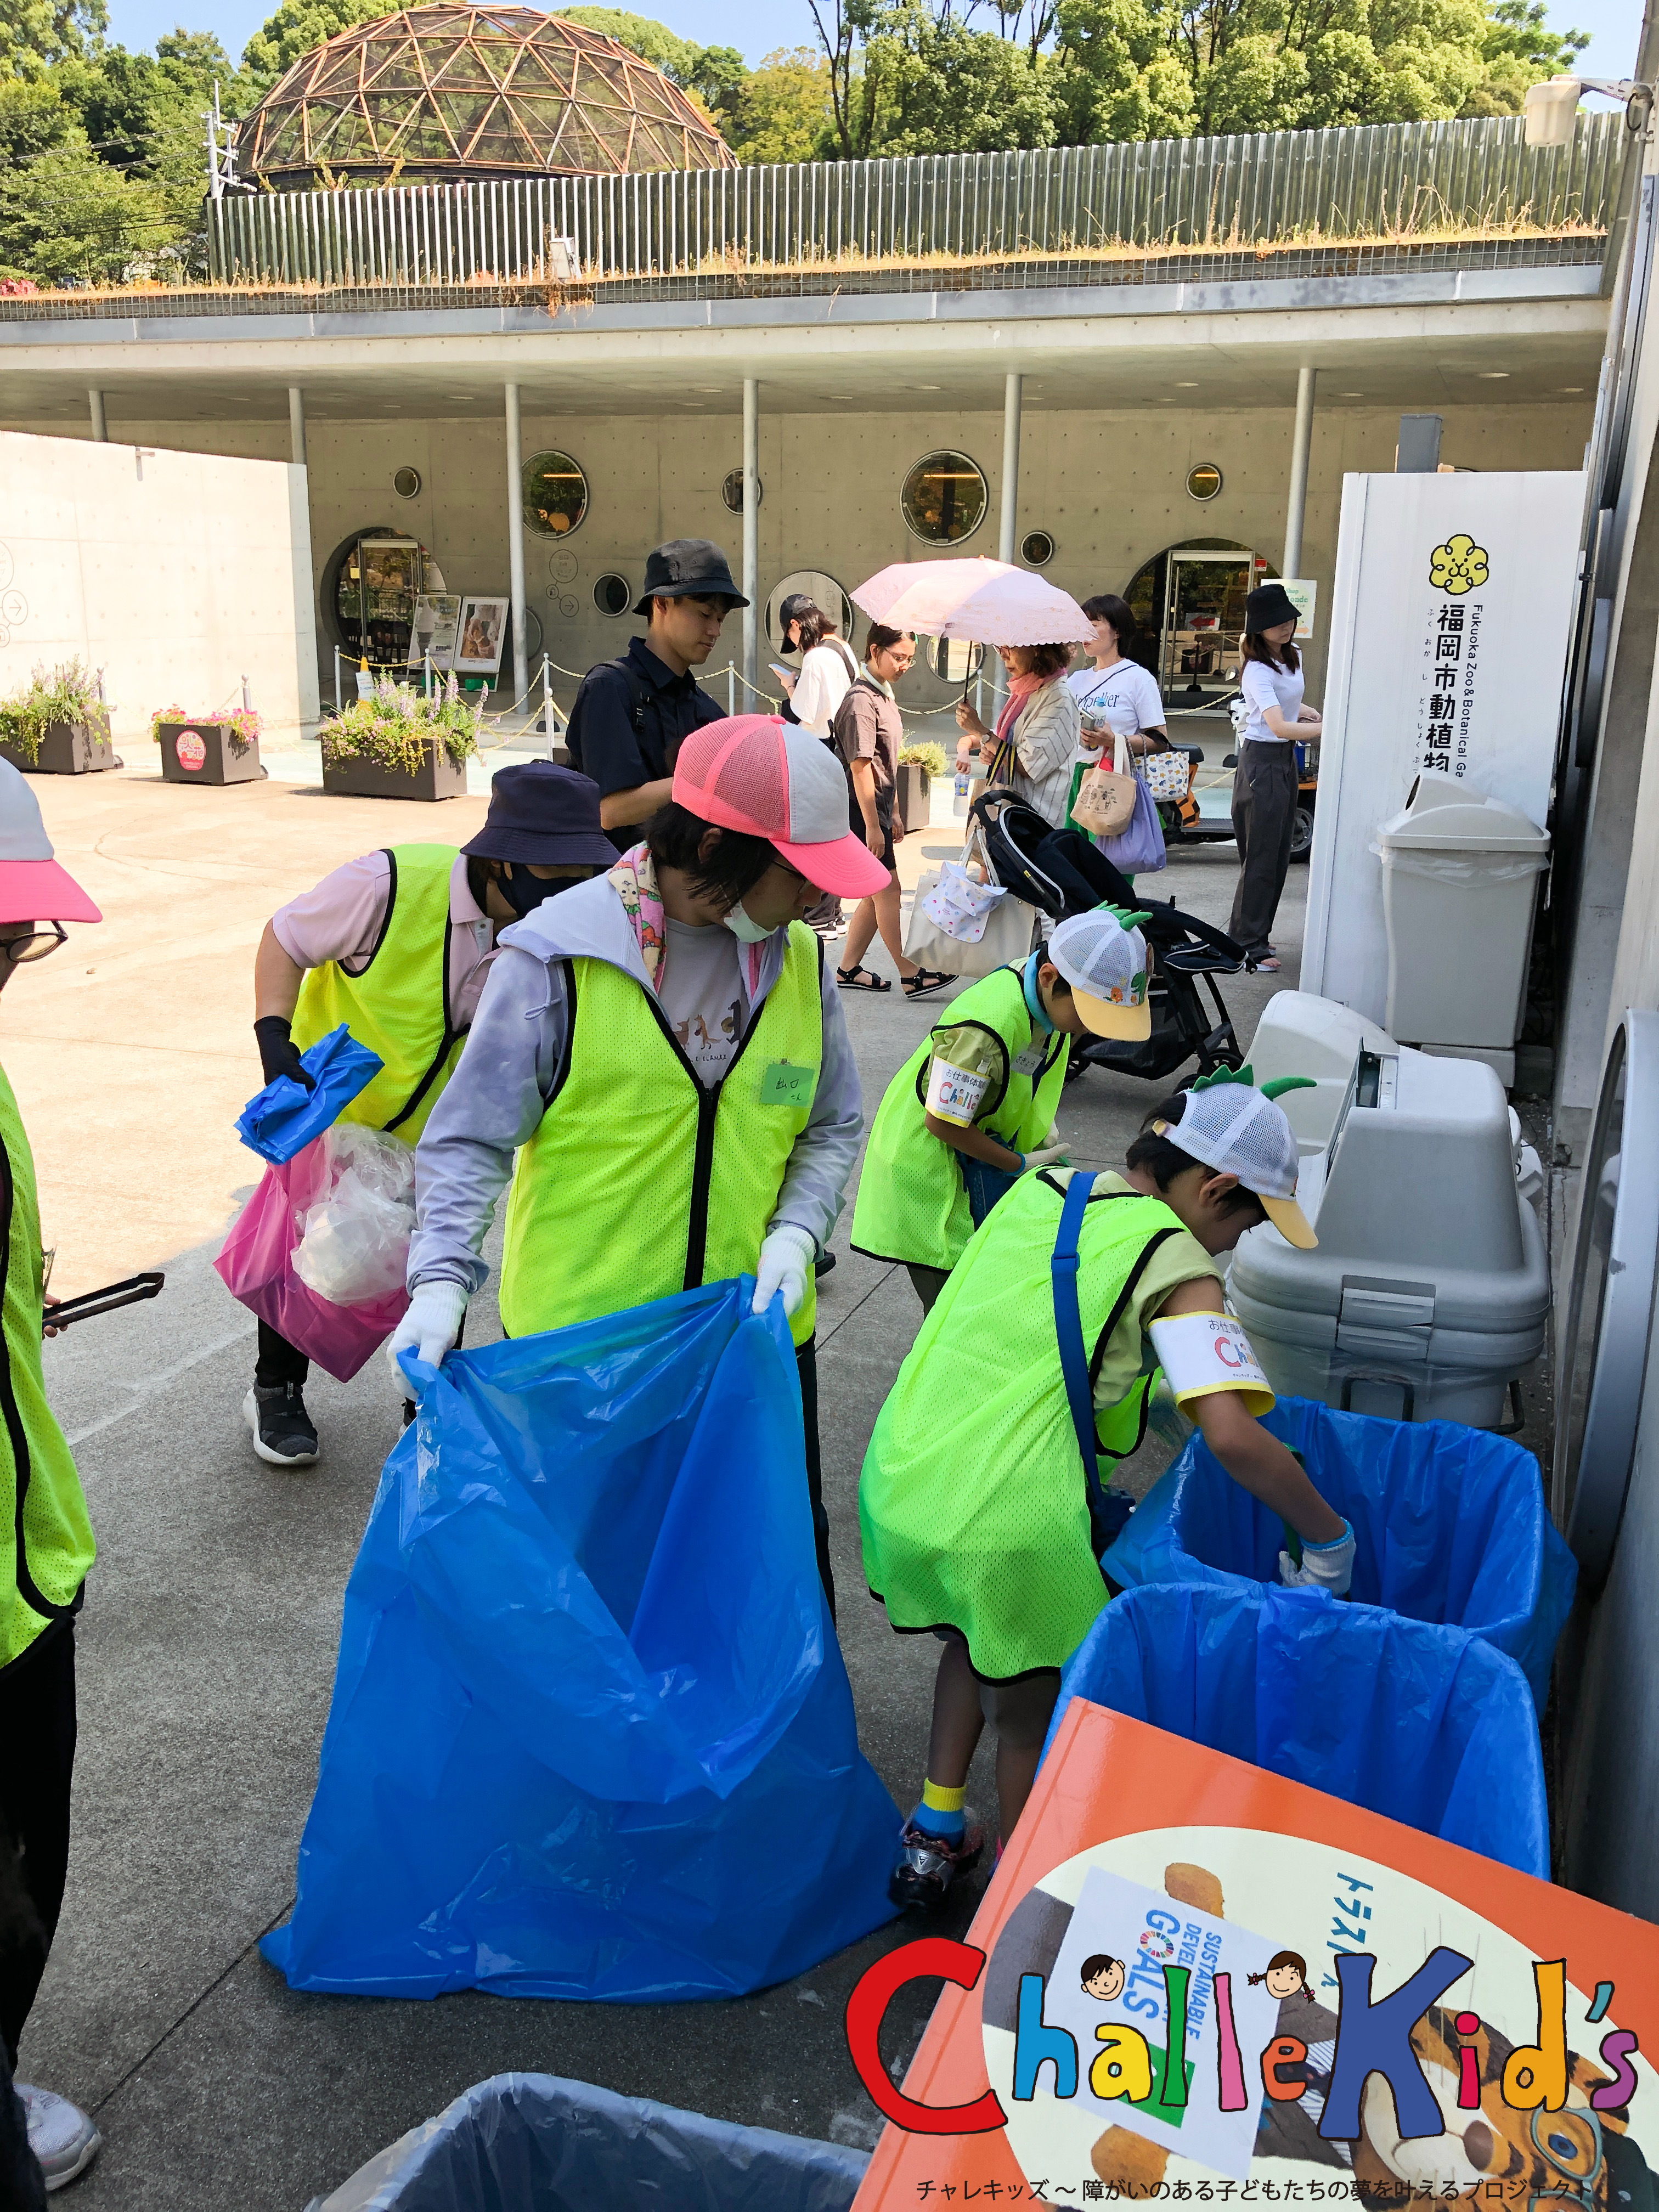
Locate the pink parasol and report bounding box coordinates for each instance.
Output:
[851,557,1093,647]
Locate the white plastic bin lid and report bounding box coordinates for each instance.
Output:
[1377,778,1549,856]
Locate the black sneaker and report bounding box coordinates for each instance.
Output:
[243,1382,319,1466]
[888,1818,985,1912]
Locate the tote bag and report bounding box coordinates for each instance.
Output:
[1066,733,1138,838]
[1096,734,1168,876]
[905,819,1035,978]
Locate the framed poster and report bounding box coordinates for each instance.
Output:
[454,595,508,676]
[407,592,461,672]
[851,1701,1659,2210]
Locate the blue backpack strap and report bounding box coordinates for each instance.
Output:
[1051,1170,1109,1527]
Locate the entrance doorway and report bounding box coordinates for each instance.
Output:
[1124,539,1272,711]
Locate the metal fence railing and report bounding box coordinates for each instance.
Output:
[208,111,1624,289]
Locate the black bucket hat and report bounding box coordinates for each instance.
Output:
[633,538,748,615]
[461,762,618,868]
[1244,582,1300,633]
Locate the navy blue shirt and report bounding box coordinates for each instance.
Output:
[566,637,726,850]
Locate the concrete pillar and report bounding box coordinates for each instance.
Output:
[997,371,1023,565]
[1283,365,1316,578]
[505,380,528,706]
[289,386,307,467]
[742,377,759,701]
[88,389,106,442]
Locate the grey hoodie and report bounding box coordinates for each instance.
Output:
[407,872,863,1296]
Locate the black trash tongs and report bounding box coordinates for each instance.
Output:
[44,1272,165,1333]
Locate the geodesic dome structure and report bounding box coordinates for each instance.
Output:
[240,5,736,187]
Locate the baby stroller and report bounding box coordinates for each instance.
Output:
[969,792,1248,1085]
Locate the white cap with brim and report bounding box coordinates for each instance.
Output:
[1046,904,1152,1041]
[0,759,100,925]
[1158,1072,1318,1248]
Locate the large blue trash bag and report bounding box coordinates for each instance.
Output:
[236,1022,383,1163]
[1101,1394,1575,1709]
[1047,1582,1548,1876]
[307,2074,868,2212]
[262,1280,900,2001]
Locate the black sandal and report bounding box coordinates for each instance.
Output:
[837,963,892,992]
[903,968,955,998]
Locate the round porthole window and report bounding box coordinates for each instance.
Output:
[926,636,985,684]
[594,573,631,617]
[1186,463,1223,503]
[901,450,988,544]
[522,450,588,538]
[721,467,762,514]
[393,466,421,499]
[1021,529,1055,567]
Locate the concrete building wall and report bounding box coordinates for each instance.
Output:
[0,431,318,746]
[15,397,1590,716]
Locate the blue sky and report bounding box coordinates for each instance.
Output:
[108,0,1643,91]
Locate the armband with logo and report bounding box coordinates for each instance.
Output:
[1146,1310,1275,1417]
[925,1055,989,1128]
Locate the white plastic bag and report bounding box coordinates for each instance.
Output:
[291,1123,416,1307]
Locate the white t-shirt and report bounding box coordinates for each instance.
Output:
[1066,660,1166,759]
[1239,656,1305,746]
[789,638,860,741]
[660,918,746,1085]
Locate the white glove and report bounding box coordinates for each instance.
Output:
[385,1279,470,1392]
[1279,1519,1356,1598]
[1023,1142,1069,1170]
[752,1224,817,1319]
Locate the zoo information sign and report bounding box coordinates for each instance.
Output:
[848,1700,1658,2209]
[1301,470,1582,1026]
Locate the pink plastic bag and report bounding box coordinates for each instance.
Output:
[215,1134,409,1382]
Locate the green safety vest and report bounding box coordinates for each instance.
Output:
[0,1063,94,1673]
[291,845,466,1145]
[849,962,1070,1272]
[501,922,824,1348]
[860,1172,1182,1680]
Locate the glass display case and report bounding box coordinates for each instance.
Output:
[1158,549,1254,707]
[336,535,424,669]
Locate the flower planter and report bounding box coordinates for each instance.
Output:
[157,720,264,786]
[895,763,931,836]
[0,721,117,776]
[321,743,469,802]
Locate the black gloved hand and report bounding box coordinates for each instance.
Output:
[254,1014,315,1091]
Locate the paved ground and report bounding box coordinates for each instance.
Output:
[13,752,1308,2209]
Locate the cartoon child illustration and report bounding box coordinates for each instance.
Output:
[1249,1950,1313,2003]
[1080,1955,1126,2002]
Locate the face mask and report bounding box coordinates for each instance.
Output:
[721,899,774,944]
[499,864,556,919]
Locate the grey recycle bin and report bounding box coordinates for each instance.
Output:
[1375,778,1549,1066]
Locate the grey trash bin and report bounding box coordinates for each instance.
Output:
[1375,777,1549,1064]
[307,2074,870,2212]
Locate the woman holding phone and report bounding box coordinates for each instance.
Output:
[1066,595,1169,765]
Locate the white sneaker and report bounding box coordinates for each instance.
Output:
[17,2085,101,2192]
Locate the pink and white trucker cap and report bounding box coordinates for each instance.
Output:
[673,715,891,899]
[0,758,100,925]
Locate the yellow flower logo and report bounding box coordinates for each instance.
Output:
[1429,534,1489,595]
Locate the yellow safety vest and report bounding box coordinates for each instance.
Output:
[291,844,465,1144]
[501,922,825,1348]
[0,1062,94,1672]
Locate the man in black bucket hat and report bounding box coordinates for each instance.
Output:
[567,538,748,853]
[240,761,614,1469]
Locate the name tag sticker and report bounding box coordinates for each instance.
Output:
[759,1059,813,1107]
[1011,1041,1047,1078]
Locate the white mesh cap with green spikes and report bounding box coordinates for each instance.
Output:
[1159,1065,1318,1248]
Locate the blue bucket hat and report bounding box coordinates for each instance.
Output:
[462,762,617,868]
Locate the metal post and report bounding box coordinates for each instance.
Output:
[727,662,735,715]
[504,380,528,707]
[289,385,307,467]
[992,370,1022,724]
[334,646,342,713]
[742,376,759,699]
[1283,365,1316,578]
[88,390,106,442]
[541,652,551,744]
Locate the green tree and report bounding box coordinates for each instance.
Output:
[1468,0,1587,111]
[0,0,106,75]
[239,0,383,94]
[719,46,835,162]
[0,133,175,281]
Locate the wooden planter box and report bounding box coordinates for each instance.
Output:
[895,763,932,835]
[321,742,469,802]
[0,721,117,776]
[157,720,263,786]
